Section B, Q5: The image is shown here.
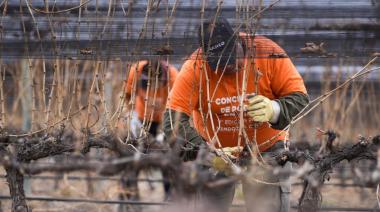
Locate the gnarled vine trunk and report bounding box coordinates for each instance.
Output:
[5,167,28,212]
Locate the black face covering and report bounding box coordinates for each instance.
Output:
[198,17,237,72]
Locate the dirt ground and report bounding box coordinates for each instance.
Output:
[0,166,378,212]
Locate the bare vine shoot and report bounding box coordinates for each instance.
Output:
[0,0,379,211]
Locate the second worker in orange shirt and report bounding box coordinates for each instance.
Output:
[125,59,178,200]
[125,60,178,138]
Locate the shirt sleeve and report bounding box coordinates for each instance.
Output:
[270,56,307,97]
[166,60,200,116]
[272,92,309,130]
[256,37,309,129]
[254,36,307,97]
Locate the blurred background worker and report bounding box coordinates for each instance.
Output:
[125,59,178,139]
[124,59,178,200]
[163,16,309,212]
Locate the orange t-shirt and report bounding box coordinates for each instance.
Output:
[167,34,307,151]
[125,60,178,122]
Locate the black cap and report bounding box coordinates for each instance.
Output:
[139,61,168,89]
[198,17,236,71]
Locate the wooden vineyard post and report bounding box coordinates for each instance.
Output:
[20,59,31,196]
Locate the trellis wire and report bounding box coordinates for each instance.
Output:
[0,195,378,211]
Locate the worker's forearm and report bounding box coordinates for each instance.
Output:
[271,92,309,130]
[162,109,205,147]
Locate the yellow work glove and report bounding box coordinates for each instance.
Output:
[247,95,274,122]
[211,157,230,173]
[211,146,243,174]
[214,146,243,159]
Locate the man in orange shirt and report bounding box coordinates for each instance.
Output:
[125,59,177,199]
[163,17,309,212]
[125,59,178,138]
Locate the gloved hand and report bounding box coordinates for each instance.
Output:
[247,95,274,122]
[211,146,243,174]
[214,146,243,160]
